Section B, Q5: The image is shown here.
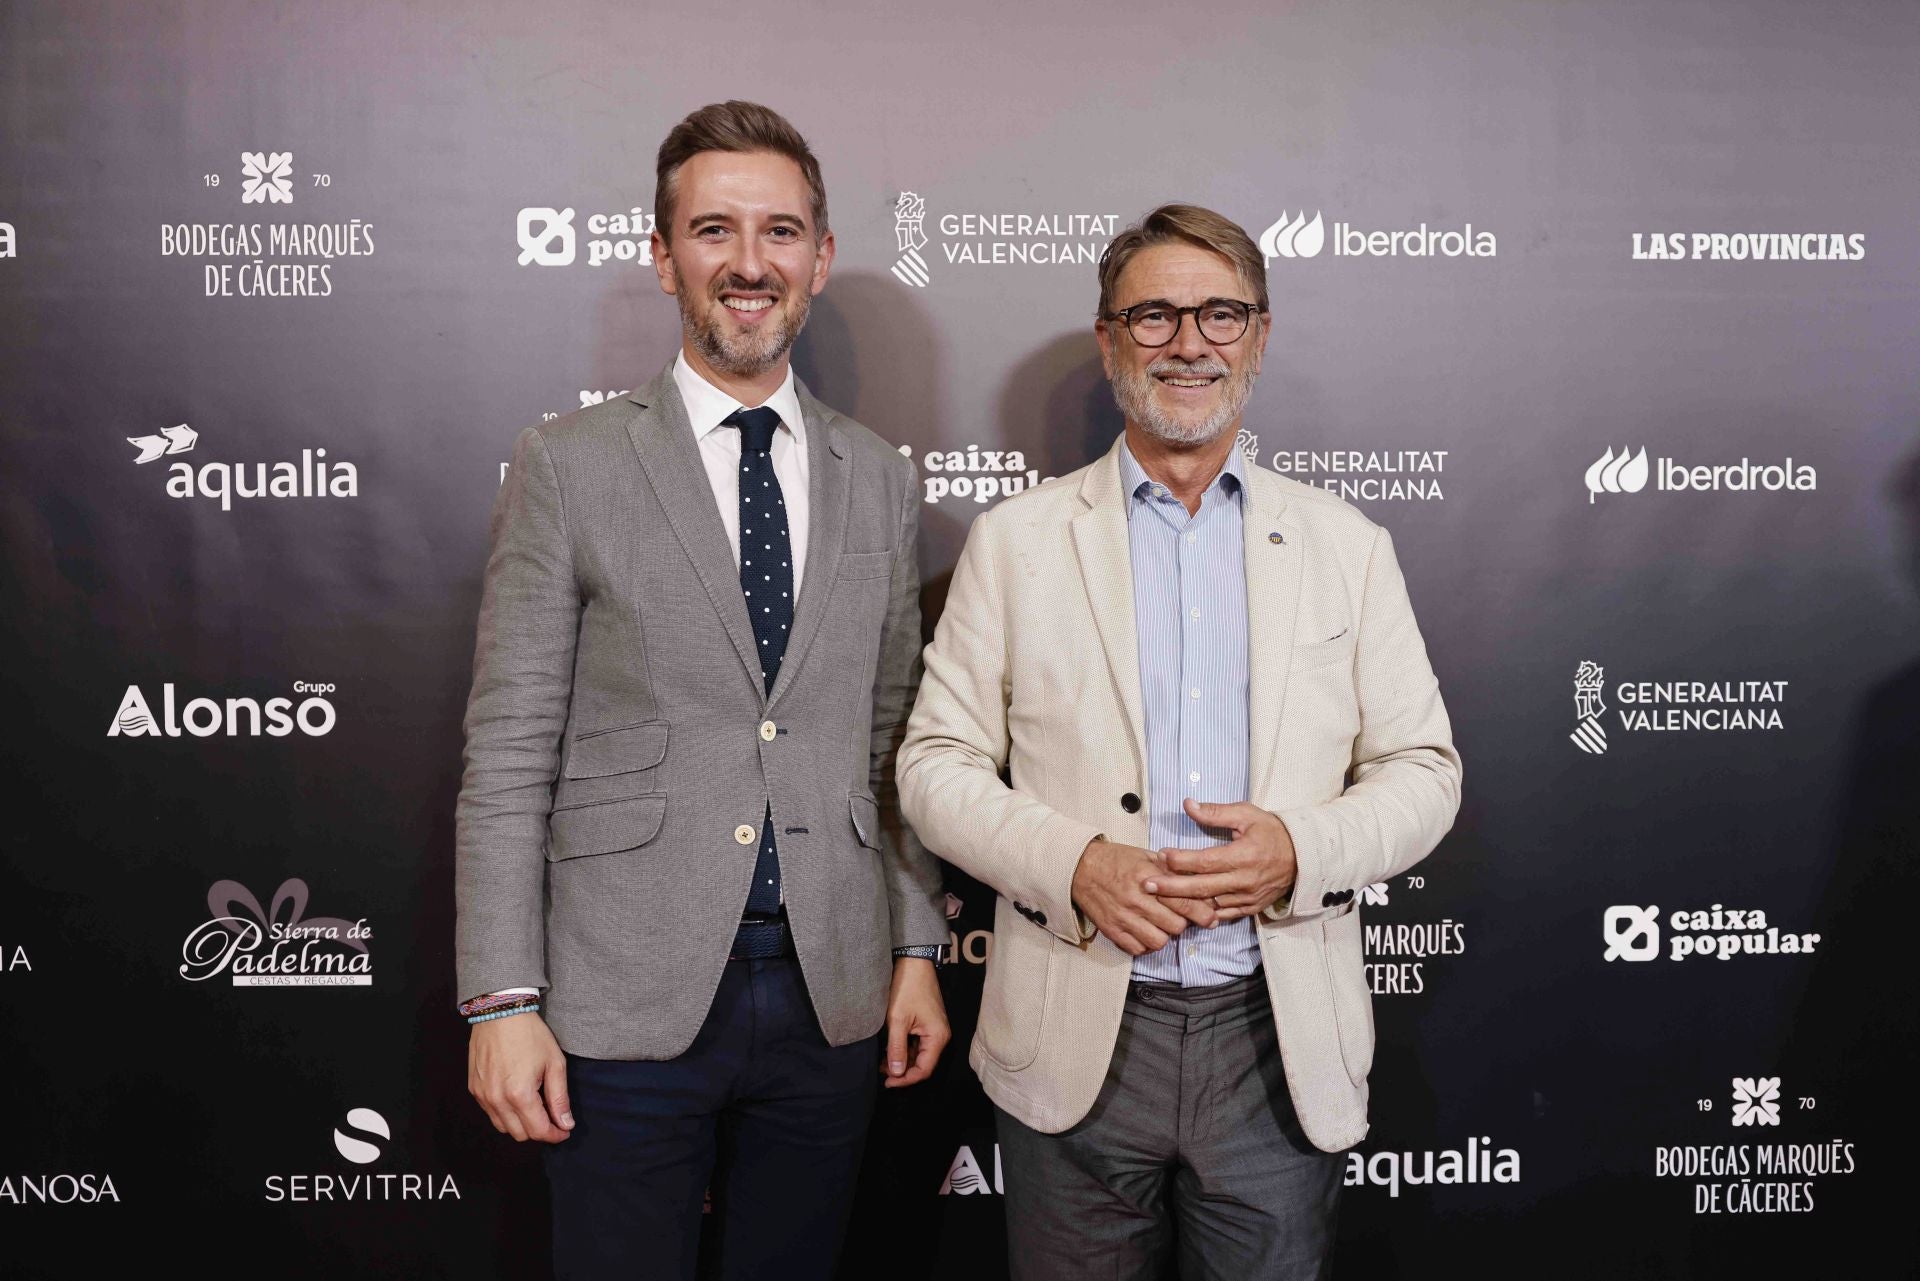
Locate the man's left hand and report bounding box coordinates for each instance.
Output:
[1146,798,1298,922]
[882,957,950,1088]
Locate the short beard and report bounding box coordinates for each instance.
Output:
[1108,354,1258,446]
[676,267,811,380]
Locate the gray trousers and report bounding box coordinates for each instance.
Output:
[995,973,1343,1281]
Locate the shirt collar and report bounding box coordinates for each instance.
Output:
[673,350,806,447]
[1117,434,1248,505]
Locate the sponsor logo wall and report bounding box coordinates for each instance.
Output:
[2,2,1915,1277]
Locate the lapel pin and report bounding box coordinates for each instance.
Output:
[1268,531,1285,545]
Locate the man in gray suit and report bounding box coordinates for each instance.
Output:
[455,100,950,1281]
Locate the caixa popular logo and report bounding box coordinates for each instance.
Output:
[1602,903,1820,963]
[898,444,1053,506]
[0,1172,120,1205]
[263,1106,460,1202]
[109,682,337,738]
[516,206,655,268]
[180,877,371,987]
[126,423,359,511]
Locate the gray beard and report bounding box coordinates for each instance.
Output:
[676,270,811,380]
[1109,357,1257,446]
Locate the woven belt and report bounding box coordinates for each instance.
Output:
[730,913,794,960]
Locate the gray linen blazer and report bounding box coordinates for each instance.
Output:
[455,363,946,1058]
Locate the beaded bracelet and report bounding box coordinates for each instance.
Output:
[468,1004,541,1025]
[458,991,541,1018]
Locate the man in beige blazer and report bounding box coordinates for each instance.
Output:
[898,204,1460,1279]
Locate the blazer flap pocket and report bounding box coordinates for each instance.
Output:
[838,550,893,581]
[849,793,882,849]
[549,794,667,861]
[564,721,668,779]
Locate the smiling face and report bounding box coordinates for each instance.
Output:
[1095,242,1268,447]
[652,149,835,385]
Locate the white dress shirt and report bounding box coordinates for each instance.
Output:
[672,350,810,596]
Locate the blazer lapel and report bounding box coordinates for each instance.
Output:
[767,380,850,710]
[1070,439,1148,775]
[1243,468,1303,802]
[623,367,765,700]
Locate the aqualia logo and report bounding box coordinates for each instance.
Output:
[126,424,358,510]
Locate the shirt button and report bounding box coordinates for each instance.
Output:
[1189,607,1200,619]
[1186,533,1197,544]
[1189,687,1201,699]
[1188,771,1201,784]
[759,720,777,742]
[734,824,757,845]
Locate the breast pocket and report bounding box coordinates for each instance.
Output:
[837,550,893,582]
[1290,626,1356,673]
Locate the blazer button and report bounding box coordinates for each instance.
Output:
[759,720,777,742]
[1120,792,1141,813]
[734,824,757,845]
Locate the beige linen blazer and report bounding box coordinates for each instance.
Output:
[898,435,1460,1152]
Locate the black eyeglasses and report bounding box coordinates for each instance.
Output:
[1102,297,1265,348]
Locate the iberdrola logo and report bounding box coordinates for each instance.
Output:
[1585,446,1650,503]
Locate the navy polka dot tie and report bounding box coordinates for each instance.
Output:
[726,406,791,918]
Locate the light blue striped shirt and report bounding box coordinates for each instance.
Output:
[1119,439,1260,986]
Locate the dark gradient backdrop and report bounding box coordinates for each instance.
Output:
[3,1,1917,1276]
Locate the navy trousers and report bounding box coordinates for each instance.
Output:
[546,955,880,1281]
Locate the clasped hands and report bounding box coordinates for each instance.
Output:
[1069,799,1296,956]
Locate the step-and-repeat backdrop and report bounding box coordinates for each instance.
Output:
[4,1,1917,1275]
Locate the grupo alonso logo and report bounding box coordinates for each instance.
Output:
[179,877,371,987]
[110,682,337,737]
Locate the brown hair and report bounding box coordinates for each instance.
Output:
[654,101,829,242]
[1096,203,1268,317]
